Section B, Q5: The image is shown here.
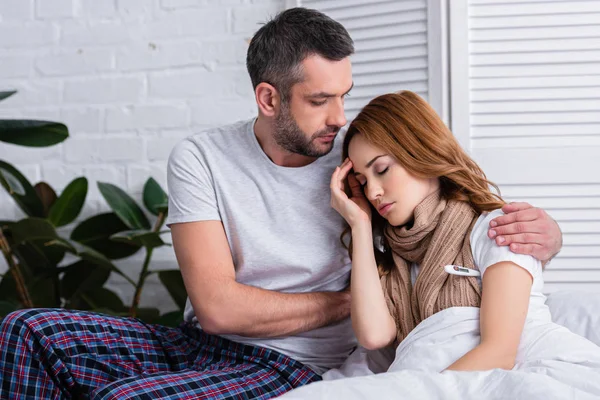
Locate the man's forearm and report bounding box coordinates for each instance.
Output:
[195,280,351,338]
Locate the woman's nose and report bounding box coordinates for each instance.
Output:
[365,183,382,201]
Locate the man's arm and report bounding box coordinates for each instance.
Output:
[487,202,563,265]
[170,220,351,338]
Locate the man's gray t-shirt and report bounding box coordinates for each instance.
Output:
[166,118,356,374]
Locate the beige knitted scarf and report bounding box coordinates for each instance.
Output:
[382,190,481,346]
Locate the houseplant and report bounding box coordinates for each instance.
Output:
[0,90,186,326]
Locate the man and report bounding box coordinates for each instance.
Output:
[0,8,561,399]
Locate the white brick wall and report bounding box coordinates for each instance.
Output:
[0,0,284,311]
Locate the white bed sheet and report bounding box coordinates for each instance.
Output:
[280,292,600,400]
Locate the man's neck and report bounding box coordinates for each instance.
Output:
[254,116,318,168]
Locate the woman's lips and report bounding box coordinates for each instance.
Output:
[378,203,394,215]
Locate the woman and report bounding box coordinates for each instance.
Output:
[329,91,600,373]
[279,91,600,399]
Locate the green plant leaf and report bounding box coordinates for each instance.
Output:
[157,310,184,327]
[135,307,161,324]
[83,288,125,312]
[15,239,66,270]
[110,230,165,249]
[0,267,57,308]
[158,270,187,310]
[34,182,57,217]
[0,160,44,217]
[0,91,17,102]
[61,260,111,301]
[98,182,150,230]
[0,166,25,196]
[70,213,141,259]
[90,308,128,317]
[10,217,59,244]
[0,301,19,317]
[48,177,88,227]
[0,273,19,303]
[47,238,135,286]
[73,243,115,271]
[143,178,168,216]
[0,120,69,147]
[0,220,14,231]
[29,272,59,307]
[42,237,77,253]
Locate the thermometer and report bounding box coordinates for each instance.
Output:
[444,264,481,277]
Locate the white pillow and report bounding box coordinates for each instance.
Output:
[545,290,600,346]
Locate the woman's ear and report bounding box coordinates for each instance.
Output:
[255,83,281,117]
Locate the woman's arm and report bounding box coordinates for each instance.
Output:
[329,159,396,350]
[350,221,397,350]
[445,261,533,371]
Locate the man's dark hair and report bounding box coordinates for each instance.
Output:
[246,7,354,102]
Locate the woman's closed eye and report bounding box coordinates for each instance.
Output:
[376,167,389,175]
[356,167,388,187]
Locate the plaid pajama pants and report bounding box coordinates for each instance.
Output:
[0,308,321,399]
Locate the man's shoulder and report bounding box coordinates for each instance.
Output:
[190,118,253,145]
[173,118,253,153]
[168,118,254,166]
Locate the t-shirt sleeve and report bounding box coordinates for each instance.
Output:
[165,138,221,226]
[471,209,541,280]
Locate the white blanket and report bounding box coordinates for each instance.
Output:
[280,307,600,400]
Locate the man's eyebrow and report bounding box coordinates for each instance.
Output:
[306,82,354,99]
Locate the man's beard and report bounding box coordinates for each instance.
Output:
[273,103,341,158]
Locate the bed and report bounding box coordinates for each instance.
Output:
[280,290,600,400]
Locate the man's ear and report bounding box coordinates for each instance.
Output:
[255,83,281,117]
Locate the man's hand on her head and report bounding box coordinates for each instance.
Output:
[487,202,563,264]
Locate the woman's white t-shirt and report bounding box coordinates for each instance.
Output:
[411,209,548,317]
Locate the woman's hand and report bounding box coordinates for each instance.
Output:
[330,158,372,228]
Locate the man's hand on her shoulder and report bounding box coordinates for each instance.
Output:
[487,202,562,263]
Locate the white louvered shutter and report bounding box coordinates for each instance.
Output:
[457,0,600,292]
[300,0,431,121]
